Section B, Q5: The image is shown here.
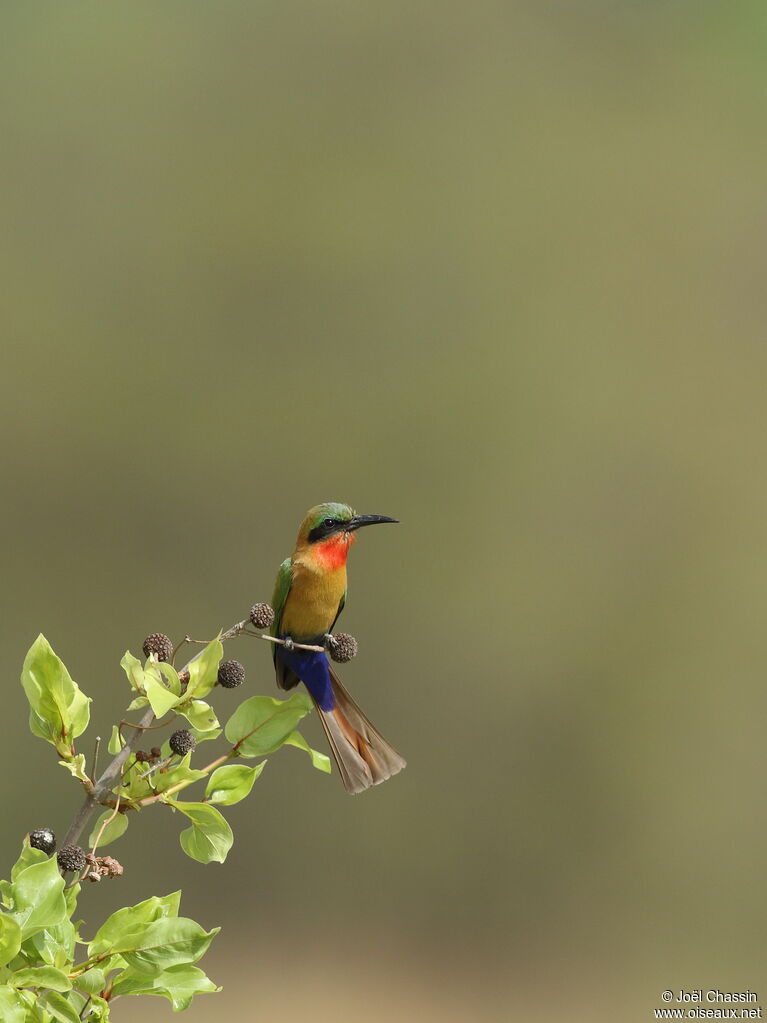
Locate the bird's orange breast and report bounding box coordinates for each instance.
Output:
[280,555,348,640]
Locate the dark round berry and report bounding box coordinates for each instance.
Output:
[328,632,358,663]
[29,828,56,856]
[249,603,275,630]
[218,659,245,688]
[150,747,162,759]
[57,844,86,874]
[134,750,150,763]
[169,729,196,756]
[142,633,173,663]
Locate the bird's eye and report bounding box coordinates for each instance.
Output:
[323,518,336,528]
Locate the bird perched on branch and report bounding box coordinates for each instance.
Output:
[270,502,405,794]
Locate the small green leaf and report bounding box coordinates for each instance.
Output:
[177,699,219,732]
[74,993,110,1021]
[284,730,332,773]
[185,638,223,700]
[111,963,220,1010]
[88,811,129,849]
[142,666,180,718]
[224,691,313,757]
[120,651,144,693]
[0,915,22,968]
[10,857,67,937]
[152,753,207,795]
[0,880,13,910]
[58,754,88,782]
[11,840,48,882]
[189,726,221,744]
[0,985,27,1023]
[9,965,72,992]
[205,762,265,805]
[148,660,181,695]
[25,918,77,970]
[88,892,180,957]
[20,636,91,757]
[125,695,149,712]
[74,967,105,995]
[168,801,233,864]
[114,917,219,973]
[39,990,81,1023]
[107,725,124,754]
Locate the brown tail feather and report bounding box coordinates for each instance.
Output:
[313,668,406,795]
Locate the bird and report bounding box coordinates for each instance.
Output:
[270,502,406,794]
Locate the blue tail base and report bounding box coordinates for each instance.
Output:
[277,643,336,712]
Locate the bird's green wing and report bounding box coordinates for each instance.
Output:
[328,589,346,634]
[270,557,296,686]
[270,557,294,645]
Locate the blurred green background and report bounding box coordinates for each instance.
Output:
[2,2,767,1020]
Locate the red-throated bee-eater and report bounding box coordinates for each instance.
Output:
[270,502,406,794]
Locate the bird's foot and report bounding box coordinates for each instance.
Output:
[282,636,295,651]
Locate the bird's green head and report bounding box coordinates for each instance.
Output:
[297,502,399,547]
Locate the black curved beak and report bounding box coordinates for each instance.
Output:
[346,514,399,532]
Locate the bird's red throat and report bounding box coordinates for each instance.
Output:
[314,532,355,570]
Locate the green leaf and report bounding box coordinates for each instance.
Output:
[21,636,91,757]
[169,801,233,864]
[0,915,22,969]
[10,858,67,938]
[185,638,223,700]
[107,725,124,755]
[11,840,48,882]
[88,892,180,958]
[152,753,207,795]
[120,651,144,693]
[9,965,71,992]
[205,763,265,805]
[284,730,332,773]
[0,985,27,1023]
[25,918,77,970]
[88,811,129,849]
[189,726,221,744]
[177,699,219,733]
[224,691,313,757]
[148,660,181,696]
[111,963,220,1010]
[142,666,180,718]
[74,993,110,1021]
[74,967,105,995]
[125,696,149,712]
[0,881,13,910]
[58,754,88,782]
[114,917,219,973]
[39,990,80,1023]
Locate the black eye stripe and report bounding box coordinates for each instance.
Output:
[308,518,346,543]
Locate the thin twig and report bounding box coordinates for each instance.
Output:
[89,793,121,861]
[247,632,325,653]
[90,736,101,784]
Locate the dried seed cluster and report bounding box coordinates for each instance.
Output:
[142,633,174,662]
[84,852,124,882]
[169,729,196,756]
[57,844,86,874]
[327,632,358,663]
[29,828,56,855]
[218,659,246,688]
[249,603,275,630]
